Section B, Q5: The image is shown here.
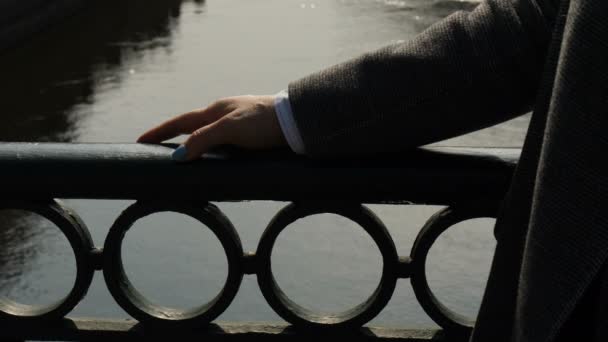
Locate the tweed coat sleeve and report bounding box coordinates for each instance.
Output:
[287,0,559,157]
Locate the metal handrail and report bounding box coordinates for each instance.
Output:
[0,143,520,340]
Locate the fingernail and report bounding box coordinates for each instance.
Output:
[172,145,188,161]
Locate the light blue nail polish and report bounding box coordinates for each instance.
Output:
[172,145,188,161]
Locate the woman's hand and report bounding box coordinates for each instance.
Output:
[137,95,287,161]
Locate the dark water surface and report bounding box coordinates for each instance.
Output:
[0,0,529,328]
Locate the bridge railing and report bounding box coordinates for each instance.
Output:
[0,143,519,341]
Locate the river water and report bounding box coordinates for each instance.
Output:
[0,0,530,328]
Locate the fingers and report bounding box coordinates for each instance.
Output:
[173,118,233,162]
[137,101,228,143]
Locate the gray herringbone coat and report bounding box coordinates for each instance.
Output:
[286,0,608,341]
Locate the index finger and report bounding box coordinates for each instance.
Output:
[136,101,228,143]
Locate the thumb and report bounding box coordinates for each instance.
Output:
[172,121,228,162]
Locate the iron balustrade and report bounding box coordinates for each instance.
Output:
[0,143,520,339]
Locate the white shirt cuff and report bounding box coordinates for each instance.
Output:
[274,89,305,154]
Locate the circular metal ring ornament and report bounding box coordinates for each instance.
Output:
[256,202,399,329]
[410,204,498,334]
[0,200,95,322]
[103,201,243,327]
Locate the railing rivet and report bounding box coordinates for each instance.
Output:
[397,256,412,278]
[242,252,258,275]
[90,247,104,271]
